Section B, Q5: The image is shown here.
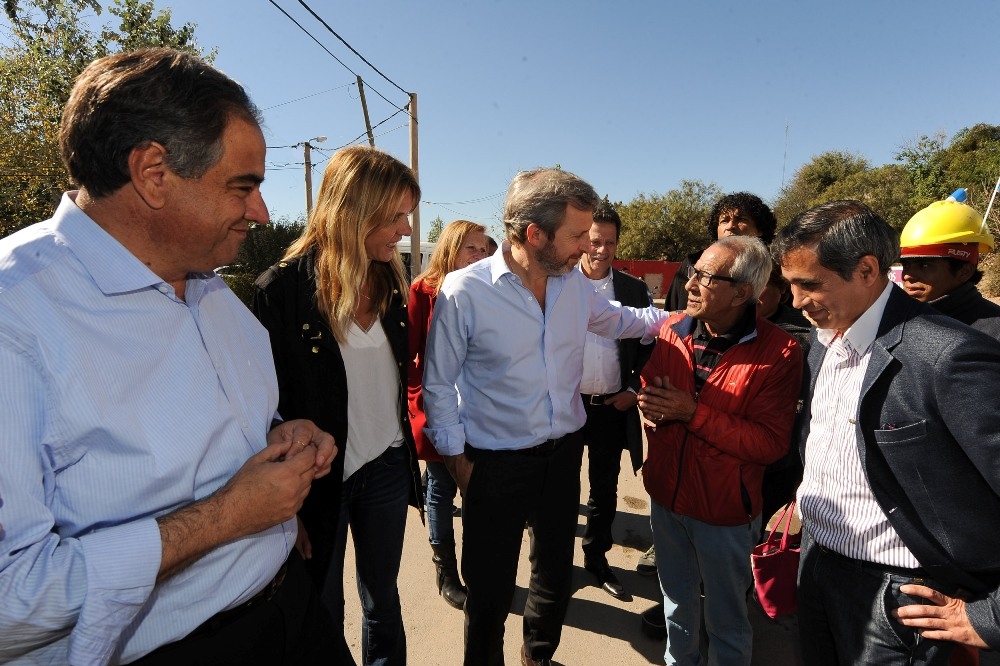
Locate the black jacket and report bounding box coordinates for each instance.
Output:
[252,250,423,586]
[928,281,1000,340]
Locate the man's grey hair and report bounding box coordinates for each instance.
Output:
[716,235,771,300]
[771,200,899,280]
[503,168,600,244]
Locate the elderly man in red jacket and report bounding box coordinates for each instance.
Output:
[638,235,803,666]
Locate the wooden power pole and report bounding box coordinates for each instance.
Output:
[408,92,420,279]
[303,141,314,218]
[357,76,375,148]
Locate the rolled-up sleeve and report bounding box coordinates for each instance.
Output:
[422,286,468,456]
[70,520,161,664]
[0,344,161,665]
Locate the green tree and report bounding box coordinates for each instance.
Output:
[617,180,722,261]
[427,215,444,243]
[773,151,870,226]
[933,124,1000,225]
[820,164,917,231]
[0,0,206,237]
[895,132,947,209]
[221,216,306,306]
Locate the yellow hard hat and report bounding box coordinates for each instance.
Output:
[900,192,994,262]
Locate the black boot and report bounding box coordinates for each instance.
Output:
[431,541,467,610]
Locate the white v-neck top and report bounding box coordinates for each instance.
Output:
[340,319,404,480]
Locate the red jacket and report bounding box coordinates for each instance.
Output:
[642,312,803,526]
[407,278,442,461]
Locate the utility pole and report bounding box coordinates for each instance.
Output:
[408,92,420,280]
[357,76,375,148]
[297,135,327,218]
[303,141,314,217]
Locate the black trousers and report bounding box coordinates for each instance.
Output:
[460,432,584,666]
[129,551,339,665]
[580,400,628,563]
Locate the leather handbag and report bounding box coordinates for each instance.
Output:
[751,500,801,619]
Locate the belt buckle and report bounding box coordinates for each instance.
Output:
[587,394,603,406]
[265,562,288,602]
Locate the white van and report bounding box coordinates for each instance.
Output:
[400,241,436,280]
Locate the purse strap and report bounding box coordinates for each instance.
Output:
[763,500,797,550]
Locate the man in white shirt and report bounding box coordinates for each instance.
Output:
[577,202,653,600]
[424,168,668,666]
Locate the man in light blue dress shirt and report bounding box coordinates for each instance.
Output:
[0,49,337,665]
[423,168,668,666]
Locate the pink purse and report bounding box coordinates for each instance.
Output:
[751,500,801,619]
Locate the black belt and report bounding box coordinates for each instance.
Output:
[582,392,616,406]
[466,434,573,459]
[816,543,928,579]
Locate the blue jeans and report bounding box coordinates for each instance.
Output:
[426,460,458,545]
[324,445,410,666]
[798,531,956,666]
[650,500,760,666]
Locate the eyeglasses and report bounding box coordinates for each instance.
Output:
[686,265,739,288]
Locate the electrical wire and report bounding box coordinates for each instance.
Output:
[296,0,409,97]
[261,83,354,111]
[428,202,503,226]
[331,106,410,150]
[266,0,406,113]
[424,192,506,206]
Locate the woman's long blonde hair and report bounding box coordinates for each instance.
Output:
[284,145,420,342]
[415,220,487,296]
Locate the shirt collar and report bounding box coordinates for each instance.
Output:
[578,262,614,287]
[489,239,515,284]
[817,280,894,355]
[54,192,210,300]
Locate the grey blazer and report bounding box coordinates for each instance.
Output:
[800,285,1000,647]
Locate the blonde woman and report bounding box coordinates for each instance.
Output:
[252,146,423,666]
[407,220,488,610]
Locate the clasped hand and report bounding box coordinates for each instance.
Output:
[220,419,337,537]
[637,375,696,424]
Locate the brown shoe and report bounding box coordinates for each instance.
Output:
[520,643,552,666]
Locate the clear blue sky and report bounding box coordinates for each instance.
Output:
[118,1,1000,238]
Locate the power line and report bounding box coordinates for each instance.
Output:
[266,0,406,113]
[261,83,354,111]
[428,202,503,226]
[266,104,409,169]
[296,0,410,97]
[266,0,356,78]
[332,106,410,150]
[424,192,506,206]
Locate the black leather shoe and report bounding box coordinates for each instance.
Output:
[584,561,630,601]
[520,643,552,666]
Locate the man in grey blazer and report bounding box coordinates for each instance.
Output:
[773,200,1000,666]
